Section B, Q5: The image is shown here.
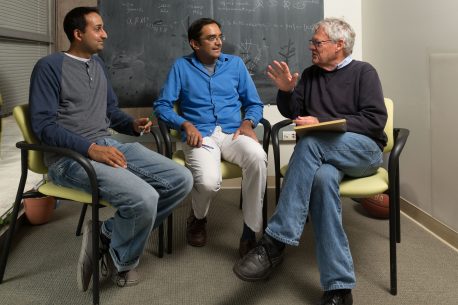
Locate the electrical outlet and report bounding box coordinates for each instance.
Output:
[282,131,296,141]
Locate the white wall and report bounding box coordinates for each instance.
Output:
[362,0,458,232]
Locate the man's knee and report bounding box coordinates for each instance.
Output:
[194,174,221,194]
[119,189,159,219]
[244,146,267,169]
[313,164,340,191]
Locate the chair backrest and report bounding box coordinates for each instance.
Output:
[383,98,394,153]
[12,104,48,174]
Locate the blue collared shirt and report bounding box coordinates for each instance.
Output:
[154,53,263,141]
[336,55,353,70]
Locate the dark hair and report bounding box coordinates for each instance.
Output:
[63,7,100,42]
[187,18,221,43]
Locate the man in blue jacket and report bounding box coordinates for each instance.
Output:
[154,18,267,257]
[29,7,192,291]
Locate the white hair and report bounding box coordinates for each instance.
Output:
[313,18,355,55]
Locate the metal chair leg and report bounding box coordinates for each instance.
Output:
[167,214,173,254]
[158,223,164,258]
[76,204,88,236]
[0,149,28,284]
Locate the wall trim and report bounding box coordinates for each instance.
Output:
[400,198,458,251]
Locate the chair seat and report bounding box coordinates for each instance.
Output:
[280,166,389,198]
[173,150,243,179]
[38,180,110,206]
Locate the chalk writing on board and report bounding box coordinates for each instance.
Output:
[99,0,323,106]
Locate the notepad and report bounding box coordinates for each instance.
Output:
[293,119,347,135]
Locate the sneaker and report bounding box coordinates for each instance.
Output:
[320,289,353,305]
[101,251,139,287]
[233,235,284,281]
[186,214,207,247]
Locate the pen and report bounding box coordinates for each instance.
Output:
[140,114,154,136]
[202,144,214,149]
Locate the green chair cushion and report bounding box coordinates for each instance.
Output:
[279,165,388,198]
[173,150,242,179]
[38,181,110,207]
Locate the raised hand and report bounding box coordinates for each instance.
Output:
[267,60,299,92]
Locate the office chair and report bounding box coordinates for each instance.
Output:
[271,98,409,295]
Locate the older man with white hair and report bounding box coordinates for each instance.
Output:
[233,18,387,305]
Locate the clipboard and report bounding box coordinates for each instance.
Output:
[293,119,347,135]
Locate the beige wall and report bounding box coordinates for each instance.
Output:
[362,0,458,232]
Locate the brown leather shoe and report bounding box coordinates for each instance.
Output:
[239,239,257,258]
[186,215,207,247]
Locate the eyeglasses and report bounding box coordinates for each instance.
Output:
[308,39,333,48]
[203,34,225,42]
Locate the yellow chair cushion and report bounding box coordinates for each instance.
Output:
[339,168,389,197]
[280,165,388,198]
[173,150,242,179]
[38,181,110,207]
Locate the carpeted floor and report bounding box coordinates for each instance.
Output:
[0,189,457,305]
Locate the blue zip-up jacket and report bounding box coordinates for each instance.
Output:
[154,53,263,141]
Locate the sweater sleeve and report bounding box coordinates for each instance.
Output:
[29,56,93,156]
[342,67,387,138]
[276,70,307,119]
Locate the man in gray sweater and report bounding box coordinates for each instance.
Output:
[29,7,192,291]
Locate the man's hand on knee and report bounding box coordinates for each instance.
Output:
[233,120,258,142]
[88,144,127,168]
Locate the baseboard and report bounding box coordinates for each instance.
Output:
[400,198,458,251]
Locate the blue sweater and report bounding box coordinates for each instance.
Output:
[29,52,136,164]
[154,53,263,141]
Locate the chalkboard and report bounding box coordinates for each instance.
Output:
[98,0,323,107]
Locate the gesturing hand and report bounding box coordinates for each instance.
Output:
[88,144,127,168]
[267,60,299,92]
[133,117,153,135]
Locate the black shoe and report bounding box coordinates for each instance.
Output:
[232,235,284,281]
[186,214,207,247]
[320,290,353,305]
[238,238,257,258]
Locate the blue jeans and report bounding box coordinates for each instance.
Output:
[48,137,193,272]
[265,132,383,291]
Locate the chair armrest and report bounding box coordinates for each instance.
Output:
[157,119,173,159]
[150,127,164,156]
[16,141,100,206]
[259,118,272,154]
[387,128,410,185]
[271,119,293,178]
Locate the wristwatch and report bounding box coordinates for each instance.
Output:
[244,119,255,128]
